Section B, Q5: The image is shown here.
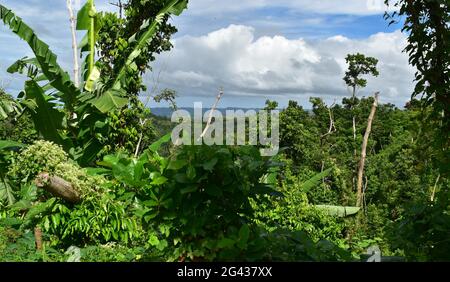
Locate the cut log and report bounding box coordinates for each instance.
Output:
[35,173,81,204]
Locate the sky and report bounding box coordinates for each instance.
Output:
[0,0,414,109]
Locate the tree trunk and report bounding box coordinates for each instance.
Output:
[67,0,79,88]
[351,87,357,193]
[356,92,379,207]
[351,86,357,141]
[34,227,43,250]
[35,173,81,204]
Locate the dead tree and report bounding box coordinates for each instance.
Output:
[66,0,79,88]
[356,92,379,207]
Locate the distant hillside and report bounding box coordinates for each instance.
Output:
[150,107,267,118]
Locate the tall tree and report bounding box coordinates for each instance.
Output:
[356,92,379,207]
[343,53,379,195]
[343,53,379,141]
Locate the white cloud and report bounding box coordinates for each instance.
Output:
[188,0,396,16]
[152,25,415,107]
[1,1,410,108]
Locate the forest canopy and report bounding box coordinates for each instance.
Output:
[0,0,449,263]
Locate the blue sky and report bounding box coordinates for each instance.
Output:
[0,0,413,109]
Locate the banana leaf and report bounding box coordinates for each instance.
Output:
[0,4,79,110]
[300,168,333,193]
[314,205,361,217]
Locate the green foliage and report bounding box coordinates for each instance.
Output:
[0,90,22,119]
[385,0,450,121]
[101,142,281,261]
[0,90,37,145]
[8,140,68,183]
[0,225,64,262]
[385,0,450,175]
[40,193,141,246]
[7,140,106,202]
[97,0,188,99]
[258,229,352,261]
[75,244,145,262]
[154,89,178,110]
[252,163,347,246]
[300,168,333,193]
[21,81,68,147]
[100,101,157,156]
[0,0,189,167]
[343,53,379,90]
[0,0,448,264]
[390,185,450,261]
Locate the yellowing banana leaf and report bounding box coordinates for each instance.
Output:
[314,205,361,217]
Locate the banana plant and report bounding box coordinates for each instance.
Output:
[77,0,102,92]
[0,93,22,120]
[297,168,361,217]
[0,140,24,206]
[300,168,333,193]
[0,0,188,165]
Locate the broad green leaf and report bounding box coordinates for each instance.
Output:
[89,89,128,113]
[167,159,188,170]
[22,80,66,146]
[0,95,22,119]
[7,57,40,77]
[152,176,168,185]
[77,138,103,166]
[186,165,196,180]
[9,199,32,211]
[0,140,23,151]
[0,178,15,206]
[76,0,95,30]
[238,224,250,244]
[202,158,218,171]
[205,184,222,197]
[180,186,197,194]
[148,134,171,153]
[22,198,56,227]
[85,167,110,176]
[148,234,160,246]
[217,238,235,249]
[300,168,333,193]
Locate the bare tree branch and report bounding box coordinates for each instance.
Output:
[110,0,125,18]
[321,101,337,139]
[200,87,224,139]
